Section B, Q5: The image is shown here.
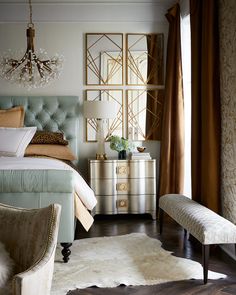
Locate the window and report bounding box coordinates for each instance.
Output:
[180,1,191,197]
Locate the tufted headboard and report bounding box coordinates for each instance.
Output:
[0,96,79,159]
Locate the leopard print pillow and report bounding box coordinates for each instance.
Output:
[30,131,68,145]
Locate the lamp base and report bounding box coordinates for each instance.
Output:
[96,153,107,160]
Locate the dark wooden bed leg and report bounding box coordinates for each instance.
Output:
[159,208,164,235]
[61,243,72,263]
[202,244,210,284]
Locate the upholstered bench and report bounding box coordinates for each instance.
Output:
[159,194,236,284]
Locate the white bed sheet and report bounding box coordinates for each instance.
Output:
[0,156,97,211]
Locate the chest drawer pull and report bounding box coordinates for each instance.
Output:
[117,199,128,208]
[116,183,129,191]
[116,165,129,176]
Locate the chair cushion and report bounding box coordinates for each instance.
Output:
[0,241,15,293]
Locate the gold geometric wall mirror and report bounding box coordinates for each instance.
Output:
[126,33,164,85]
[86,90,124,141]
[86,33,123,85]
[127,89,164,141]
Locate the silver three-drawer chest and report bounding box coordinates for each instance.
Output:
[89,159,156,219]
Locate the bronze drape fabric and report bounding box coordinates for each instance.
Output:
[159,4,184,196]
[190,0,221,213]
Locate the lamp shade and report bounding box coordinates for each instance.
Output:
[83,100,118,119]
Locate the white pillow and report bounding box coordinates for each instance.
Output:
[0,241,15,292]
[0,127,36,157]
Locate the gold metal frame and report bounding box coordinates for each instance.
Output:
[85,89,124,142]
[126,33,164,86]
[86,33,123,85]
[126,89,164,141]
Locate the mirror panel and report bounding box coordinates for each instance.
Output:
[126,33,164,85]
[86,90,123,141]
[86,33,123,85]
[127,89,164,141]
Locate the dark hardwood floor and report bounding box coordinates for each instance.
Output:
[70,214,236,295]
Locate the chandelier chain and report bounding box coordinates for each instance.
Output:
[29,0,33,26]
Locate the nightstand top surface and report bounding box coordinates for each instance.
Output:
[89,158,156,162]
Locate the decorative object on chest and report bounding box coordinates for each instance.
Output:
[109,135,134,160]
[89,159,156,219]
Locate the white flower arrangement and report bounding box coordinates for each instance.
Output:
[109,135,134,152]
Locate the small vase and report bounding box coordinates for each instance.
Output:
[118,150,126,160]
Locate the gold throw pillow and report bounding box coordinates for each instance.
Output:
[0,106,25,127]
[25,144,77,161]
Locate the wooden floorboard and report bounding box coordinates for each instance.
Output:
[70,214,236,295]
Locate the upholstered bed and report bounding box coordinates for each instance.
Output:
[0,96,96,262]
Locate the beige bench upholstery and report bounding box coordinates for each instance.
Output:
[159,194,236,283]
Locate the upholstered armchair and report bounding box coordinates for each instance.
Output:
[0,203,61,295]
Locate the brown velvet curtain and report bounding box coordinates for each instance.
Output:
[159,3,184,196]
[190,0,221,213]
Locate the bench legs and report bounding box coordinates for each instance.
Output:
[159,207,210,285]
[159,208,187,238]
[202,244,210,284]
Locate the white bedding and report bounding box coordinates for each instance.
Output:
[0,156,97,211]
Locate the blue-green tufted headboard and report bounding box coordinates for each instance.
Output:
[0,96,79,159]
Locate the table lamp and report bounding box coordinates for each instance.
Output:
[84,100,118,160]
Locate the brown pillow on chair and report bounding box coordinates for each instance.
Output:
[0,106,25,127]
[30,131,68,145]
[25,144,77,161]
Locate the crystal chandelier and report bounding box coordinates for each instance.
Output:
[0,0,64,89]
